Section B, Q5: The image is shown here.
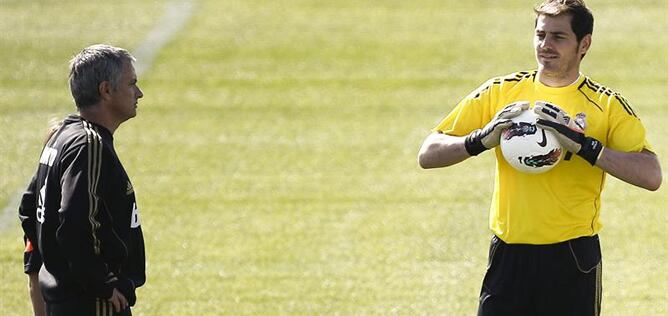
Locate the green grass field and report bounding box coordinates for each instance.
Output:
[1,0,667,314]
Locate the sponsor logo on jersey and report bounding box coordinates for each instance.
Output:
[39,146,58,166]
[37,176,47,223]
[130,202,141,228]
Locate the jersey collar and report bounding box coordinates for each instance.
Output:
[535,72,585,94]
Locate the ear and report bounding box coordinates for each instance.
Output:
[579,34,592,56]
[98,81,113,101]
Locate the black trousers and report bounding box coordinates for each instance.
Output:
[46,297,132,316]
[478,235,602,316]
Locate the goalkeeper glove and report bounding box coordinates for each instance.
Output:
[465,101,529,156]
[534,101,603,165]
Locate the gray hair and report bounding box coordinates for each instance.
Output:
[68,44,135,109]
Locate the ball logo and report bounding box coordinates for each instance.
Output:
[502,122,537,140]
[517,148,562,168]
[536,130,548,147]
[500,107,563,173]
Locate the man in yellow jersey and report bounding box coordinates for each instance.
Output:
[418,0,662,315]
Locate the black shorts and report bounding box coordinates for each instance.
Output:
[478,235,602,316]
[46,297,132,316]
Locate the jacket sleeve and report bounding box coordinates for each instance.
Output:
[119,225,146,306]
[18,174,39,247]
[19,174,42,274]
[125,225,146,288]
[56,144,117,299]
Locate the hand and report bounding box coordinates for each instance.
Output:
[117,277,137,306]
[465,101,530,156]
[108,288,129,313]
[534,101,603,165]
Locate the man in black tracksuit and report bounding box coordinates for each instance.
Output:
[19,44,145,316]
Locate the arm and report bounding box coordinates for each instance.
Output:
[117,223,146,307]
[124,225,146,288]
[418,101,529,169]
[23,238,45,316]
[418,132,471,168]
[19,178,44,314]
[535,102,662,191]
[28,272,45,316]
[57,145,119,299]
[596,148,661,191]
[18,175,38,244]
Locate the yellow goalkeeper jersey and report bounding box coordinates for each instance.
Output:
[434,71,652,244]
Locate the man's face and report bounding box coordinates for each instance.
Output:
[534,14,589,78]
[109,62,143,122]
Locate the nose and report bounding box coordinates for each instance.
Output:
[136,86,144,99]
[538,37,553,51]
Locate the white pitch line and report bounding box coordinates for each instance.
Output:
[0,0,194,232]
[133,0,194,76]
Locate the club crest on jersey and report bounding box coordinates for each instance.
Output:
[575,112,587,130]
[502,122,537,140]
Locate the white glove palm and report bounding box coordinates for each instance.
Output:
[465,101,530,156]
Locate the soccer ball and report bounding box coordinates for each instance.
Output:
[500,109,563,173]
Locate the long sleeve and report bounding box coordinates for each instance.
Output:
[18,174,39,245]
[56,144,117,299]
[118,222,146,306]
[125,224,146,288]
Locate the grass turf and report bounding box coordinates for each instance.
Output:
[1,0,666,314]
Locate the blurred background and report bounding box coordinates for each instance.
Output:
[1,0,666,314]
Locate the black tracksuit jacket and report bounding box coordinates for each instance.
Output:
[19,115,145,305]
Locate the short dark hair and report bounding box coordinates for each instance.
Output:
[68,44,135,109]
[534,0,594,43]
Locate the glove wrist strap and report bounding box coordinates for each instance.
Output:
[577,137,603,166]
[465,129,488,156]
